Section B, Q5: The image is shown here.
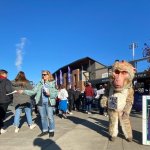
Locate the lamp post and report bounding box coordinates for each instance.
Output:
[129,42,138,60]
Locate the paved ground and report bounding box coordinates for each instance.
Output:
[0,106,150,150]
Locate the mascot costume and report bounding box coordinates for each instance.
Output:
[101,60,136,142]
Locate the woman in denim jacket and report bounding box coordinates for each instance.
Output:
[18,70,58,137]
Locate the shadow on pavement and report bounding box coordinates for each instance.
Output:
[33,138,61,150]
[91,116,142,144]
[68,115,142,144]
[33,114,42,131]
[67,115,109,138]
[132,129,142,144]
[4,110,42,131]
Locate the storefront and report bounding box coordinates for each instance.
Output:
[134,72,150,94]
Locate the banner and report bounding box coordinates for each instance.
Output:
[59,70,63,85]
[68,66,71,83]
[55,73,58,86]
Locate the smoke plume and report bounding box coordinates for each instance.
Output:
[15,37,26,71]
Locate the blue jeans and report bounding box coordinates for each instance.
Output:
[86,96,93,112]
[14,105,33,127]
[38,102,55,132]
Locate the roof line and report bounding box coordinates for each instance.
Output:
[53,56,107,73]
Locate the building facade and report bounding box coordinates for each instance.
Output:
[53,57,108,91]
[53,56,150,93]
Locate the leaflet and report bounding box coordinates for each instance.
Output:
[6,90,17,95]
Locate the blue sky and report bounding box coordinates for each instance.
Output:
[0,0,150,83]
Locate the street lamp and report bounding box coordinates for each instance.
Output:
[129,42,138,60]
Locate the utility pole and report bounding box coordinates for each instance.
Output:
[129,42,138,60]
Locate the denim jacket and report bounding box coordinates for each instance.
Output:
[23,80,58,106]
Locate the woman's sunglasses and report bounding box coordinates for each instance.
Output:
[42,74,48,76]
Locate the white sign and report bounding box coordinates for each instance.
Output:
[102,73,108,78]
[142,95,150,145]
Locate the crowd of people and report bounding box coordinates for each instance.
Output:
[56,81,108,117]
[0,69,108,137]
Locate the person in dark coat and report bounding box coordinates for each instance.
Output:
[0,69,13,134]
[80,90,86,111]
[67,85,75,114]
[74,88,81,111]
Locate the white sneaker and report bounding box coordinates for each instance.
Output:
[88,112,91,114]
[69,112,73,115]
[66,111,70,114]
[15,127,19,133]
[62,114,67,119]
[29,124,36,129]
[1,128,7,134]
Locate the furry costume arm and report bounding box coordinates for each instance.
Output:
[100,88,109,108]
[122,87,134,119]
[101,95,108,108]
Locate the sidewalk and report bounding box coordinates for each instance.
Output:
[0,107,150,150]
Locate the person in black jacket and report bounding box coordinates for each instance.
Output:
[67,85,75,114]
[0,69,13,134]
[74,87,81,111]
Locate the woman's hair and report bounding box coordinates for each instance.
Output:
[60,84,65,89]
[42,70,54,81]
[14,71,29,87]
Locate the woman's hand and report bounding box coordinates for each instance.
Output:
[17,90,24,94]
[45,91,50,97]
[43,88,50,96]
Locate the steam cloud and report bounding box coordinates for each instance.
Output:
[15,37,27,71]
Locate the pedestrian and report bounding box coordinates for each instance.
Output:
[0,69,13,134]
[74,87,81,111]
[58,84,68,119]
[18,70,58,137]
[103,83,108,117]
[95,85,105,115]
[80,90,86,111]
[11,71,36,133]
[67,85,75,114]
[84,82,94,114]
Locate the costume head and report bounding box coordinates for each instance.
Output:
[110,60,136,91]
